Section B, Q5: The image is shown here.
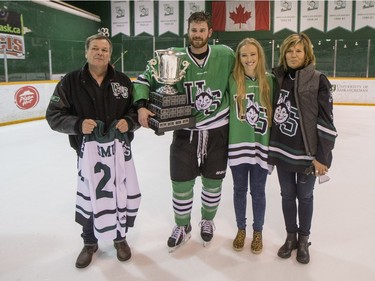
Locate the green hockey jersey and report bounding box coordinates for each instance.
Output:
[228,73,275,170]
[134,45,235,130]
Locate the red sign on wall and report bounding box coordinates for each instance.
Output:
[14,86,40,110]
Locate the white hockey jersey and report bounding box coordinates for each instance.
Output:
[75,120,141,240]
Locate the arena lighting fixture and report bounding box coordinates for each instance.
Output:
[30,0,101,22]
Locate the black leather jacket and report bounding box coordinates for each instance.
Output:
[46,63,139,154]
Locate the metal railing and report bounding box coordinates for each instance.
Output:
[1,37,373,82]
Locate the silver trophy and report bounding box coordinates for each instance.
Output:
[147,49,195,135]
[149,49,190,95]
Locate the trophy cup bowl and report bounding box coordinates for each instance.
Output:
[147,49,195,135]
[149,49,190,95]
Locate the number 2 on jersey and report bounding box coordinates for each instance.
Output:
[94,162,113,199]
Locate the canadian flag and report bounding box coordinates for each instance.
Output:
[212,1,270,32]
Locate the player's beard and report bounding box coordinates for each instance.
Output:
[189,36,209,49]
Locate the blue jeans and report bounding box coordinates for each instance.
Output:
[230,164,268,231]
[276,167,316,236]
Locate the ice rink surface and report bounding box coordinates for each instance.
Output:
[1,105,374,281]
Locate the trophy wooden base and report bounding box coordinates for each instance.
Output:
[148,91,195,135]
[148,103,191,120]
[149,91,187,107]
[148,116,196,136]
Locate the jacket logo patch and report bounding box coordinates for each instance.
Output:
[50,95,60,103]
[111,83,128,99]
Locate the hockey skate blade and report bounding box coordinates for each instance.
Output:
[168,233,191,253]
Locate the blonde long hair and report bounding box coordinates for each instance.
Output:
[233,38,272,125]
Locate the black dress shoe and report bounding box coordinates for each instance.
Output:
[114,240,131,261]
[75,244,98,268]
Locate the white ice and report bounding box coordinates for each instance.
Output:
[0,105,374,281]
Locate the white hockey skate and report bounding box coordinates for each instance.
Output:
[199,219,215,247]
[167,224,192,253]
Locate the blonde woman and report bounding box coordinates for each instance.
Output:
[269,33,337,264]
[228,38,275,254]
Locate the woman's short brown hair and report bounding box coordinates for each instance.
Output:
[278,33,315,70]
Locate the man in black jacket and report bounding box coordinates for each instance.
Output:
[46,33,140,268]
